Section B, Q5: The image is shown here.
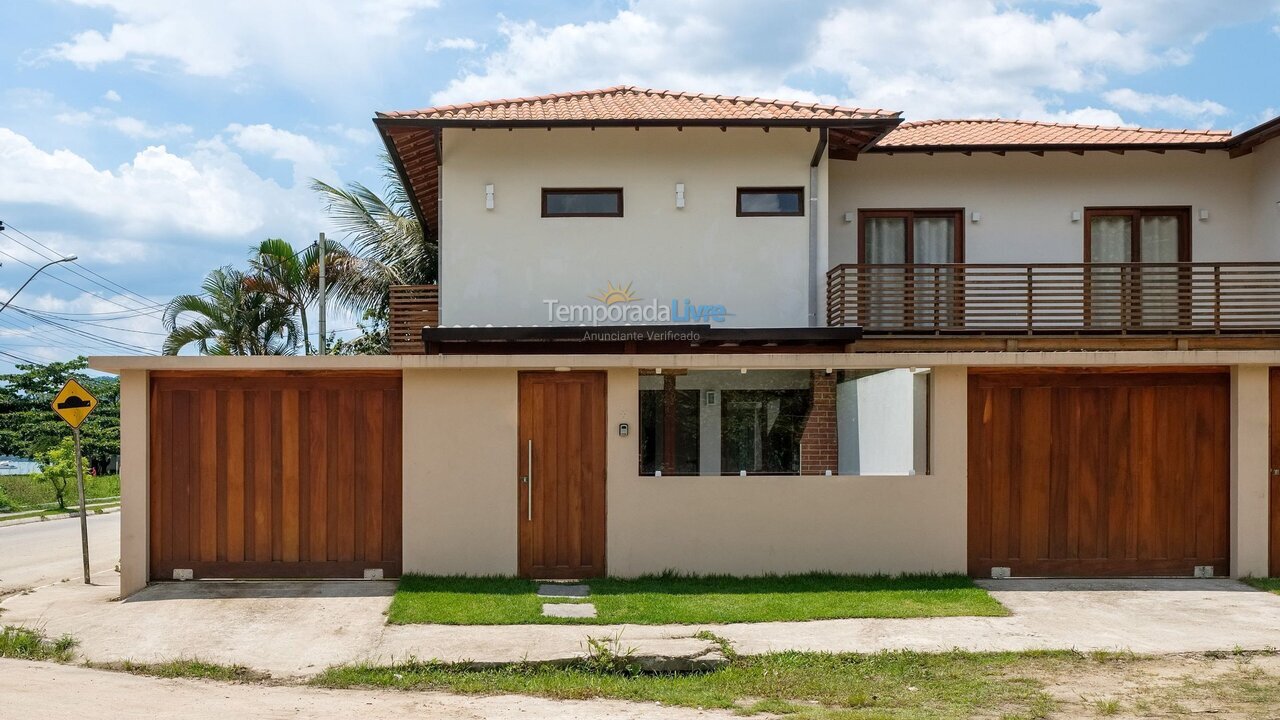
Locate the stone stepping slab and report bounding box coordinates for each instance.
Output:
[541,602,597,618]
[537,583,590,598]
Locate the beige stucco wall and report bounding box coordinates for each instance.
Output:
[606,365,969,576]
[117,369,148,597]
[1231,365,1271,577]
[439,127,822,328]
[830,151,1264,266]
[402,368,518,575]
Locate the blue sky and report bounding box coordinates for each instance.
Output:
[0,0,1278,370]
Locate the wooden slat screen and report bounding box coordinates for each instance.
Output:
[827,262,1280,332]
[149,373,402,579]
[388,284,439,354]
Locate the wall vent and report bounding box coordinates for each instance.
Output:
[172,569,194,581]
[990,567,1011,579]
[364,569,385,580]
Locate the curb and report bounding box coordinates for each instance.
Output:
[0,505,120,529]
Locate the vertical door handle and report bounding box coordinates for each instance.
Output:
[522,439,533,521]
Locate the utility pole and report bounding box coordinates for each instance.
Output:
[73,426,89,583]
[317,232,327,355]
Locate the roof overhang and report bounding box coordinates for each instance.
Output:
[864,141,1227,156]
[1228,115,1280,158]
[421,324,863,355]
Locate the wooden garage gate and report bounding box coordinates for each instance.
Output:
[968,368,1229,577]
[149,372,402,580]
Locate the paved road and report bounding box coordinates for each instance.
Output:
[0,512,120,596]
[0,659,722,720]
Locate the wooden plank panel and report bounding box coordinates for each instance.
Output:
[517,372,607,579]
[1271,368,1280,577]
[252,390,273,562]
[336,389,356,562]
[170,390,191,564]
[307,388,329,562]
[969,369,1229,577]
[362,390,384,562]
[150,374,402,580]
[225,390,245,563]
[280,389,300,563]
[198,389,218,562]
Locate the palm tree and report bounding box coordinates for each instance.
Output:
[311,153,436,313]
[162,267,300,355]
[247,238,322,354]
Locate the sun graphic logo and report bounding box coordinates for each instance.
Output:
[590,281,639,305]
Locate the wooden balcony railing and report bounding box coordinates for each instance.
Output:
[388,284,439,354]
[826,262,1280,333]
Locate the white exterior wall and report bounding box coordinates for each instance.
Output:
[1253,142,1280,253]
[829,152,1265,266]
[837,368,926,475]
[439,127,822,328]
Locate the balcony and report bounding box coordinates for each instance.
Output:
[826,262,1280,335]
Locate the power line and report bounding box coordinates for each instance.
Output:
[8,307,158,355]
[11,306,169,336]
[2,222,162,312]
[0,347,41,365]
[0,232,164,317]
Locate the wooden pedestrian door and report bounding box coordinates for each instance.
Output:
[518,372,607,579]
[149,373,402,580]
[969,369,1229,577]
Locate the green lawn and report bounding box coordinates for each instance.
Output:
[1243,578,1280,594]
[0,473,119,511]
[387,573,1007,625]
[313,649,1064,719]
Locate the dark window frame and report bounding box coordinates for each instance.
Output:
[1082,206,1191,262]
[541,187,624,218]
[856,208,966,263]
[736,186,806,217]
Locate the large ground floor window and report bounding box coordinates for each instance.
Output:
[638,368,929,476]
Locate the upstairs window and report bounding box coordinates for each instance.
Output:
[737,187,805,217]
[542,188,623,217]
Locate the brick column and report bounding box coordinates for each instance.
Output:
[800,370,838,474]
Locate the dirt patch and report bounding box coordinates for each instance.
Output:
[1035,652,1280,718]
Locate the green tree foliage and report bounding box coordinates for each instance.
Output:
[0,357,119,474]
[162,266,300,355]
[36,436,89,511]
[311,155,436,304]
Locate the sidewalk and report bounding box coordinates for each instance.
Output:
[3,577,1280,677]
[1,659,724,720]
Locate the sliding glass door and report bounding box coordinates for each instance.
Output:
[1085,207,1190,327]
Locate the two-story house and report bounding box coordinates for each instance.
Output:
[94,86,1280,596]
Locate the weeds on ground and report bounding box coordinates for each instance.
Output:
[0,625,76,662]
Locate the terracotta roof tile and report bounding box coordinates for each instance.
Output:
[877,119,1232,148]
[379,85,899,123]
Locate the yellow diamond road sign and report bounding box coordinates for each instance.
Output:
[52,378,98,429]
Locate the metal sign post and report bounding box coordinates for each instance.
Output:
[52,378,99,585]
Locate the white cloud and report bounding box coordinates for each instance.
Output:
[0,127,322,239]
[102,89,122,102]
[427,37,481,52]
[111,116,193,139]
[45,0,440,95]
[53,104,192,138]
[226,123,336,185]
[1102,88,1227,124]
[429,0,1273,123]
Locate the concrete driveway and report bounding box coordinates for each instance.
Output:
[4,576,1280,676]
[0,512,120,597]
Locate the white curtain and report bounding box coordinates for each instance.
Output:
[864,218,907,328]
[1089,217,1130,326]
[913,217,956,326]
[1139,215,1181,326]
